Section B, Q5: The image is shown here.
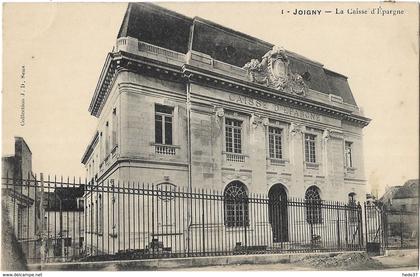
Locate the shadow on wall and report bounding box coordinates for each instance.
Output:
[1,198,28,271]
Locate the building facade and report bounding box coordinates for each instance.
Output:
[2,137,40,262]
[82,3,370,254]
[43,187,85,262]
[380,180,419,244]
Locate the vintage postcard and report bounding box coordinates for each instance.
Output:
[2,2,419,273]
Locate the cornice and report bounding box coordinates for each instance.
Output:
[81,131,99,164]
[89,51,371,128]
[182,64,370,127]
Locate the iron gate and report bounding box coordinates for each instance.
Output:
[364,202,419,255]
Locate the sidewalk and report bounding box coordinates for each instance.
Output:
[171,250,419,271]
[28,249,419,271]
[373,250,419,271]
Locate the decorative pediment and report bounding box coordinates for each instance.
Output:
[243,46,308,96]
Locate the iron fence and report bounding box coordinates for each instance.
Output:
[364,202,418,255]
[1,174,417,264]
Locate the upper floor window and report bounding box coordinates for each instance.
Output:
[99,132,104,161]
[155,104,173,145]
[304,134,316,163]
[112,108,118,149]
[345,141,353,167]
[105,121,110,155]
[269,126,283,159]
[225,118,242,154]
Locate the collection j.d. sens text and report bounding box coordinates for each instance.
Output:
[20,65,26,126]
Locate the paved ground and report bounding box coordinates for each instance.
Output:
[171,251,419,271]
[173,261,418,271]
[373,251,419,271]
[30,249,419,271]
[172,263,317,271]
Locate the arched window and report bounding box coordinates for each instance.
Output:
[224,181,249,227]
[348,192,358,223]
[348,192,356,204]
[305,186,322,224]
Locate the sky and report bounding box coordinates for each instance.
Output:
[3,2,419,196]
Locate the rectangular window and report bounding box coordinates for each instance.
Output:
[98,195,103,234]
[112,108,118,148]
[225,118,242,154]
[105,122,110,156]
[92,202,96,232]
[17,205,23,239]
[345,141,353,167]
[269,127,283,159]
[77,199,84,210]
[305,134,316,163]
[99,133,104,161]
[155,105,173,145]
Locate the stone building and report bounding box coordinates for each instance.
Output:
[2,137,40,262]
[43,187,85,262]
[82,3,370,254]
[380,180,419,213]
[380,179,418,245]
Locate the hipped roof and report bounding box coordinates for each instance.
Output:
[117,2,358,106]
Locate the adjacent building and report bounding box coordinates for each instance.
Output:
[380,180,419,213]
[43,187,85,261]
[82,3,370,254]
[2,137,40,262]
[380,179,419,247]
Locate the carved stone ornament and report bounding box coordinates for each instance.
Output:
[251,114,268,128]
[262,117,269,126]
[323,128,344,140]
[323,129,331,141]
[289,122,304,135]
[243,46,308,96]
[215,107,225,117]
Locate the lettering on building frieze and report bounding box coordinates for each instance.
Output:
[243,46,308,96]
[228,94,268,109]
[227,94,321,122]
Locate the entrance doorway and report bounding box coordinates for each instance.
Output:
[268,184,289,242]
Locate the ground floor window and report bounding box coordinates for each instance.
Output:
[305,186,322,224]
[224,181,249,227]
[348,192,358,223]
